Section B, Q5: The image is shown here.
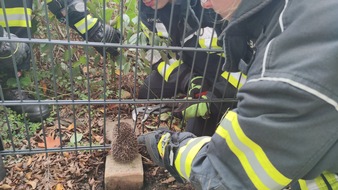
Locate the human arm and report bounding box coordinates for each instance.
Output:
[46,0,121,56]
[139,79,338,189]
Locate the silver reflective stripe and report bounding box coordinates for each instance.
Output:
[155,23,168,38]
[221,119,283,189]
[198,27,221,49]
[0,14,31,27]
[177,137,211,179]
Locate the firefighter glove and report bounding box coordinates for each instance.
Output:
[187,76,209,98]
[138,129,196,183]
[0,27,31,73]
[88,21,121,57]
[172,96,210,120]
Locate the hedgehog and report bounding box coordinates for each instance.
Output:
[111,122,138,163]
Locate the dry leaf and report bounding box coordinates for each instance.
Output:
[40,81,48,95]
[0,184,12,189]
[25,172,33,180]
[67,123,74,131]
[115,69,121,76]
[26,157,33,167]
[173,124,182,132]
[37,136,61,148]
[26,179,38,189]
[93,135,102,143]
[107,104,118,110]
[151,167,159,176]
[55,183,64,190]
[161,177,176,184]
[82,67,88,75]
[63,152,70,158]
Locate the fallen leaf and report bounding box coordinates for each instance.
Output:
[55,183,64,190]
[173,124,182,132]
[40,81,48,95]
[70,133,83,143]
[63,152,70,158]
[25,172,33,180]
[107,104,118,110]
[82,67,88,75]
[26,157,33,167]
[38,136,61,148]
[115,69,121,76]
[0,184,12,189]
[120,89,131,99]
[151,167,159,176]
[161,177,175,184]
[26,179,38,189]
[67,123,74,131]
[93,135,102,142]
[159,113,170,121]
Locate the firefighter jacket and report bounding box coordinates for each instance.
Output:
[171,0,338,189]
[0,0,99,39]
[139,0,241,116]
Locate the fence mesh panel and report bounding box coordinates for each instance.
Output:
[0,0,238,161]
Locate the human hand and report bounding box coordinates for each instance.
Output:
[187,76,209,98]
[89,21,121,57]
[0,27,31,72]
[138,129,196,183]
[172,96,210,120]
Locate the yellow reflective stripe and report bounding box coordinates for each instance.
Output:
[175,137,211,180]
[0,8,32,27]
[0,43,19,59]
[299,180,309,190]
[216,127,270,189]
[74,15,98,34]
[323,172,338,189]
[216,111,291,189]
[297,172,338,190]
[157,133,171,158]
[157,59,181,81]
[314,176,327,190]
[199,37,222,50]
[217,52,226,57]
[221,71,247,89]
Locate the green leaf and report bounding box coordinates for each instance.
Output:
[19,76,31,87]
[105,9,114,24]
[160,113,170,121]
[70,133,83,143]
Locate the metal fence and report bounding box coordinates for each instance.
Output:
[0,0,238,181]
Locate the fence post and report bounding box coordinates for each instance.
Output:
[0,136,6,181]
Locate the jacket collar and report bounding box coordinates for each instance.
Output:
[220,0,272,37]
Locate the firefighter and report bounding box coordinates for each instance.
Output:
[0,0,121,122]
[138,0,338,189]
[138,0,242,136]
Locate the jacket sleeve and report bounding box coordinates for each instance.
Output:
[173,80,338,189]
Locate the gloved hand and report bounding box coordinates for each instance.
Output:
[172,95,210,120]
[88,21,121,57]
[47,0,121,57]
[187,76,209,98]
[0,27,31,73]
[138,129,196,183]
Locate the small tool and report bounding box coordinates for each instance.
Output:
[132,104,173,123]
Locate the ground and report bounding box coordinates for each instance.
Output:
[0,142,194,190]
